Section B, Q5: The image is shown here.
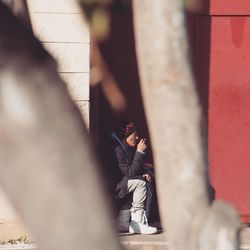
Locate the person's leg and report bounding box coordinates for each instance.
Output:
[127,179,147,212]
[127,179,157,234]
[116,180,145,232]
[116,193,133,232]
[116,209,131,232]
[145,181,157,222]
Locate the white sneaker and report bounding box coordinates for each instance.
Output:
[129,210,157,234]
[117,209,131,232]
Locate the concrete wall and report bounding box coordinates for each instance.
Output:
[0,0,90,240]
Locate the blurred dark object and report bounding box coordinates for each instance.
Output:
[1,0,32,31]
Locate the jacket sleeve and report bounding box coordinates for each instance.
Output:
[143,165,155,178]
[115,146,145,178]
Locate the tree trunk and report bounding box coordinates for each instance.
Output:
[0,3,120,250]
[132,1,240,250]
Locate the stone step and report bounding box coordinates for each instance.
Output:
[120,227,250,250]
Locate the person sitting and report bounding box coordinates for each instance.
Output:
[112,121,157,234]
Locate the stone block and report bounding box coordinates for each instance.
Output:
[75,101,89,128]
[27,0,81,14]
[44,43,90,73]
[30,13,89,43]
[0,188,18,219]
[60,73,89,101]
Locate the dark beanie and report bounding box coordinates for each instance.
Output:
[115,121,137,140]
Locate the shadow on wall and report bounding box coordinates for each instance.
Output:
[90,0,214,208]
[90,2,153,190]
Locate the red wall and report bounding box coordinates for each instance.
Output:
[210,0,250,15]
[193,0,250,222]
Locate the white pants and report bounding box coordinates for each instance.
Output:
[127,179,146,212]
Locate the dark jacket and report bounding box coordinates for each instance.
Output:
[115,144,146,198]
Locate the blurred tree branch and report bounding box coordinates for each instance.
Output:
[0,2,121,250]
[1,0,32,30]
[133,0,240,250]
[79,0,127,112]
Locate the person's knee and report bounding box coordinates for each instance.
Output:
[136,180,146,188]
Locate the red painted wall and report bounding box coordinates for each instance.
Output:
[193,1,250,221]
[209,16,250,220]
[210,0,250,15]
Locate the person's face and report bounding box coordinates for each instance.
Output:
[125,131,139,147]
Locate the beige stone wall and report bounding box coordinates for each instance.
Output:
[0,189,16,220]
[0,0,90,239]
[0,188,30,240]
[27,0,90,128]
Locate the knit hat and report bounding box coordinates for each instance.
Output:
[115,121,137,140]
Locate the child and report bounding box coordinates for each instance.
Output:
[112,121,157,234]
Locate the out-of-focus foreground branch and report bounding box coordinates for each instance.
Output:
[133,1,240,250]
[79,0,127,113]
[0,3,120,250]
[1,0,32,29]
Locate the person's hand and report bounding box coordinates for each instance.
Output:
[137,138,147,152]
[143,173,152,182]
